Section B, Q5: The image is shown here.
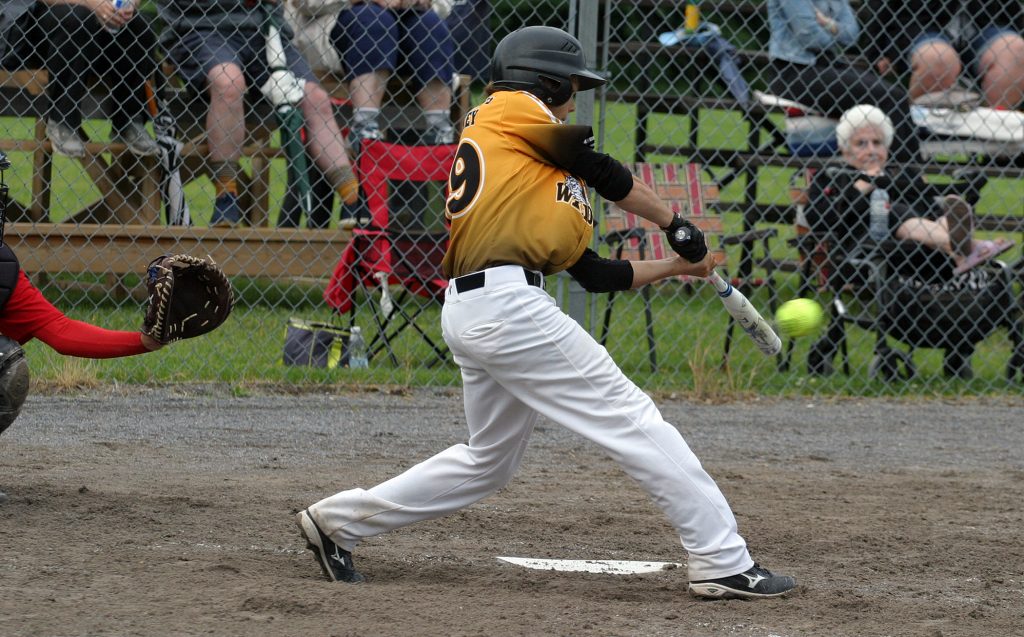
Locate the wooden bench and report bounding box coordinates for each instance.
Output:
[5,222,352,298]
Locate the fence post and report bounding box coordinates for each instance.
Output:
[567,0,602,331]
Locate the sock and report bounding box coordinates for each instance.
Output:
[212,161,240,199]
[353,108,380,130]
[423,109,451,131]
[329,165,361,206]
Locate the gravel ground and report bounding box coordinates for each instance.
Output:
[1,387,1022,636]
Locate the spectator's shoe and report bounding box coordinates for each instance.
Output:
[45,119,86,158]
[942,195,974,258]
[689,563,797,600]
[210,193,242,227]
[340,198,372,230]
[953,238,1016,275]
[295,508,365,583]
[349,122,384,155]
[0,489,7,504]
[422,124,455,145]
[112,122,160,157]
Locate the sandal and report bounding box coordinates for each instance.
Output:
[942,195,974,258]
[953,238,1016,274]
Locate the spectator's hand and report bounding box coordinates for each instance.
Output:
[876,57,892,75]
[813,8,838,34]
[89,0,134,29]
[852,178,875,194]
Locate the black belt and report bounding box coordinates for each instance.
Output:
[452,267,543,293]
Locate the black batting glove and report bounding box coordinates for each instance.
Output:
[661,213,708,262]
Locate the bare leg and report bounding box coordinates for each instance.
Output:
[978,33,1024,109]
[301,81,359,204]
[349,70,388,111]
[909,41,961,101]
[896,216,1013,270]
[301,81,354,177]
[205,63,247,163]
[416,77,453,112]
[895,217,956,256]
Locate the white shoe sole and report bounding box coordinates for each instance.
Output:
[688,581,795,600]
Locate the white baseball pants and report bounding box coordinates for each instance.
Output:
[309,265,754,580]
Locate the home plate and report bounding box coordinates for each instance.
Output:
[496,557,681,575]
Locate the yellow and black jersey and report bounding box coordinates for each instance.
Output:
[442,91,604,279]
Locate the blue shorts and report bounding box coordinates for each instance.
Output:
[331,4,454,88]
[168,29,316,96]
[910,26,1020,77]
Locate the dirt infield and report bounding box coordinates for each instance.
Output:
[2,388,1022,637]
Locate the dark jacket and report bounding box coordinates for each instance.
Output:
[806,166,946,254]
[863,0,1024,68]
[0,0,37,64]
[806,165,963,282]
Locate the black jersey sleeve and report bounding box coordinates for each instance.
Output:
[517,124,634,201]
[566,248,634,293]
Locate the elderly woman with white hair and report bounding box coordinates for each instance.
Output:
[807,104,1014,276]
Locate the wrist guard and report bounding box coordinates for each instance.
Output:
[661,213,708,262]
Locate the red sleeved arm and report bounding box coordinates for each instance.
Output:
[1,270,148,358]
[33,315,149,358]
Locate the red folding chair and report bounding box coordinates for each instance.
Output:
[324,140,457,365]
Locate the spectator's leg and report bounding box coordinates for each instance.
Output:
[104,17,157,127]
[206,62,246,225]
[333,4,398,142]
[977,32,1024,109]
[102,16,159,155]
[909,40,961,101]
[38,4,100,130]
[403,9,455,144]
[206,63,247,165]
[302,80,360,206]
[895,217,955,255]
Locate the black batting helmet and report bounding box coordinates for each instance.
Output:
[490,26,607,106]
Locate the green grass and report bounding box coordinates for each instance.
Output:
[6,93,1023,396]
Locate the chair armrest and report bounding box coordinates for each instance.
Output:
[720,228,777,246]
[601,227,647,244]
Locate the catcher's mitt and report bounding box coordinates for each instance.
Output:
[143,254,233,344]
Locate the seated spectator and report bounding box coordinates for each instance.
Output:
[159,0,360,227]
[864,1,1024,110]
[0,0,159,158]
[766,0,919,163]
[806,105,1015,277]
[331,0,456,146]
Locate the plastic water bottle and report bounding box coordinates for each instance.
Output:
[348,326,368,369]
[107,0,127,33]
[868,187,890,241]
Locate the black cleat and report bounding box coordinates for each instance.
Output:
[295,509,365,583]
[689,563,796,600]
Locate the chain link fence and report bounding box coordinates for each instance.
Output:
[0,0,1021,394]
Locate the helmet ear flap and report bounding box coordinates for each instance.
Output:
[536,74,573,105]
